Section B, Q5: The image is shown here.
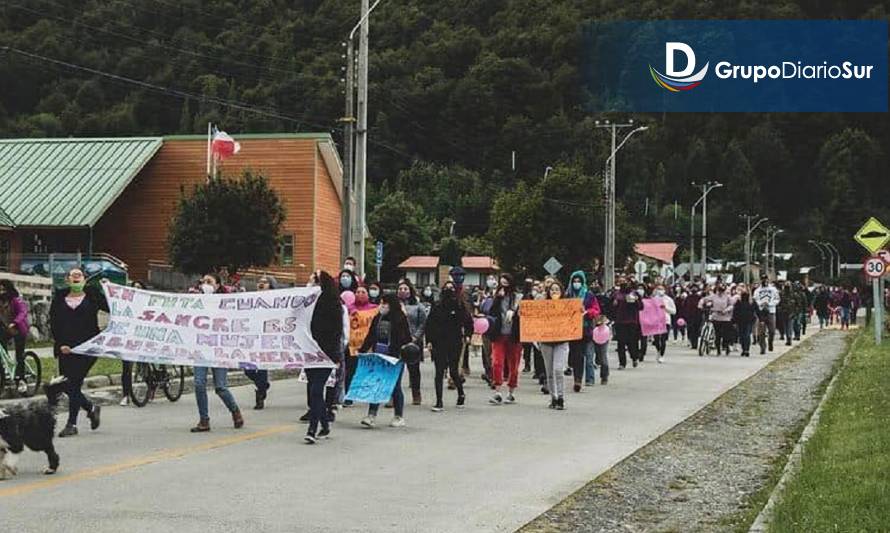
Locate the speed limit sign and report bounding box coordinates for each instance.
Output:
[864,256,886,278]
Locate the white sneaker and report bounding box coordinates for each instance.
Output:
[488,392,503,405]
[390,416,406,428]
[119,396,130,407]
[16,381,28,394]
[431,405,444,412]
[657,356,665,364]
[504,393,516,404]
[360,415,376,428]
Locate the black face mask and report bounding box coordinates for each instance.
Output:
[442,288,455,299]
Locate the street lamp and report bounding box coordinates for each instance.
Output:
[822,241,840,279]
[596,120,648,287]
[741,214,768,285]
[771,229,785,279]
[808,240,828,280]
[692,181,723,279]
[544,166,553,181]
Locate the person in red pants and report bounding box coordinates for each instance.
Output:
[483,274,523,405]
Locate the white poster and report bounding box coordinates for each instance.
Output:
[72,283,335,370]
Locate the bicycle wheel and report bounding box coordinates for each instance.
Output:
[163,365,185,402]
[18,351,42,397]
[129,362,154,407]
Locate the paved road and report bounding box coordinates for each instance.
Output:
[0,333,815,532]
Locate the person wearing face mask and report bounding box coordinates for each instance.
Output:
[681,285,703,350]
[483,274,523,405]
[340,284,379,408]
[753,275,780,353]
[0,279,30,396]
[611,282,643,369]
[634,284,651,360]
[475,280,497,386]
[398,280,427,405]
[352,286,377,312]
[732,290,757,357]
[698,284,735,356]
[652,285,676,363]
[540,281,570,409]
[368,282,383,305]
[338,269,359,294]
[425,281,473,411]
[420,285,435,311]
[46,268,108,437]
[244,275,275,409]
[359,294,412,428]
[672,287,687,343]
[565,271,601,391]
[190,273,244,432]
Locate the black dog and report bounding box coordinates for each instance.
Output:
[0,401,60,478]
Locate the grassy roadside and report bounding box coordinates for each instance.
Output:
[37,357,123,383]
[768,331,890,532]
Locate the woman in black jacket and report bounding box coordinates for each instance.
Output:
[47,268,108,437]
[426,281,473,411]
[359,294,411,428]
[732,291,757,357]
[304,271,346,444]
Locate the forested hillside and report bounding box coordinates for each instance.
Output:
[2,0,888,276]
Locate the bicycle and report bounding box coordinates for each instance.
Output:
[698,309,716,357]
[128,362,185,407]
[0,342,42,398]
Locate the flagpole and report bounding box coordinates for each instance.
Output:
[206,122,212,181]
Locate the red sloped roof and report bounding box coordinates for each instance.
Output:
[462,256,499,270]
[634,242,678,264]
[398,256,439,269]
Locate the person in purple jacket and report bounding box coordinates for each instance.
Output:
[0,279,30,395]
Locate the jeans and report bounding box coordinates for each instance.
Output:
[582,341,596,384]
[783,317,794,344]
[594,342,609,381]
[491,337,522,390]
[305,368,332,435]
[369,366,404,417]
[244,369,270,392]
[615,323,640,367]
[757,314,776,353]
[432,346,463,405]
[194,367,239,421]
[792,314,802,340]
[59,354,96,426]
[540,342,568,398]
[840,306,851,329]
[407,361,422,394]
[714,322,733,354]
[738,322,753,354]
[121,360,133,397]
[568,340,584,384]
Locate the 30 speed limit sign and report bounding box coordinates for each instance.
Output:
[864,256,887,278]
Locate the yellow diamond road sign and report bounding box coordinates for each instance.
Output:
[854,217,890,254]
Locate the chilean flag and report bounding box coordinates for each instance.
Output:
[211,127,241,161]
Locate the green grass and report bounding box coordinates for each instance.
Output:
[768,331,890,532]
[37,357,123,383]
[25,339,55,350]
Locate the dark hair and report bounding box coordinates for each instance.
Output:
[345,256,357,264]
[397,279,418,304]
[500,273,515,290]
[311,271,344,357]
[0,279,19,299]
[131,280,146,290]
[546,280,564,299]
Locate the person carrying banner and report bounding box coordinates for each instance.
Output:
[190,274,243,433]
[304,271,346,444]
[244,275,275,410]
[484,274,523,405]
[425,280,473,412]
[540,280,570,410]
[46,268,108,437]
[341,285,379,408]
[359,294,411,428]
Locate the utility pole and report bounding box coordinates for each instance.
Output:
[339,39,356,265]
[741,214,768,286]
[353,0,370,277]
[692,181,722,281]
[595,119,646,288]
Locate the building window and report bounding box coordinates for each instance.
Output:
[277,233,295,266]
[417,271,431,287]
[0,237,9,271]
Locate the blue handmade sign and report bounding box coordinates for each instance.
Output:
[345,354,404,404]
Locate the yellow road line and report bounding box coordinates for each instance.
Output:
[0,424,294,499]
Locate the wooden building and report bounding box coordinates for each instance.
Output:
[0,133,343,285]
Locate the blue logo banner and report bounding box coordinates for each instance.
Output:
[344,354,404,404]
[583,20,888,112]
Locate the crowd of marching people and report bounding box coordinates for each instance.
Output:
[1,257,872,448]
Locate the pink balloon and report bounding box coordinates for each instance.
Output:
[677,318,687,327]
[592,324,612,345]
[473,318,490,335]
[340,290,356,307]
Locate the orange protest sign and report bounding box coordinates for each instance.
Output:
[349,308,379,356]
[519,299,583,343]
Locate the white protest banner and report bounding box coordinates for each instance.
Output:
[72,283,335,370]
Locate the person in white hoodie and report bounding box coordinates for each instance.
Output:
[652,283,676,363]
